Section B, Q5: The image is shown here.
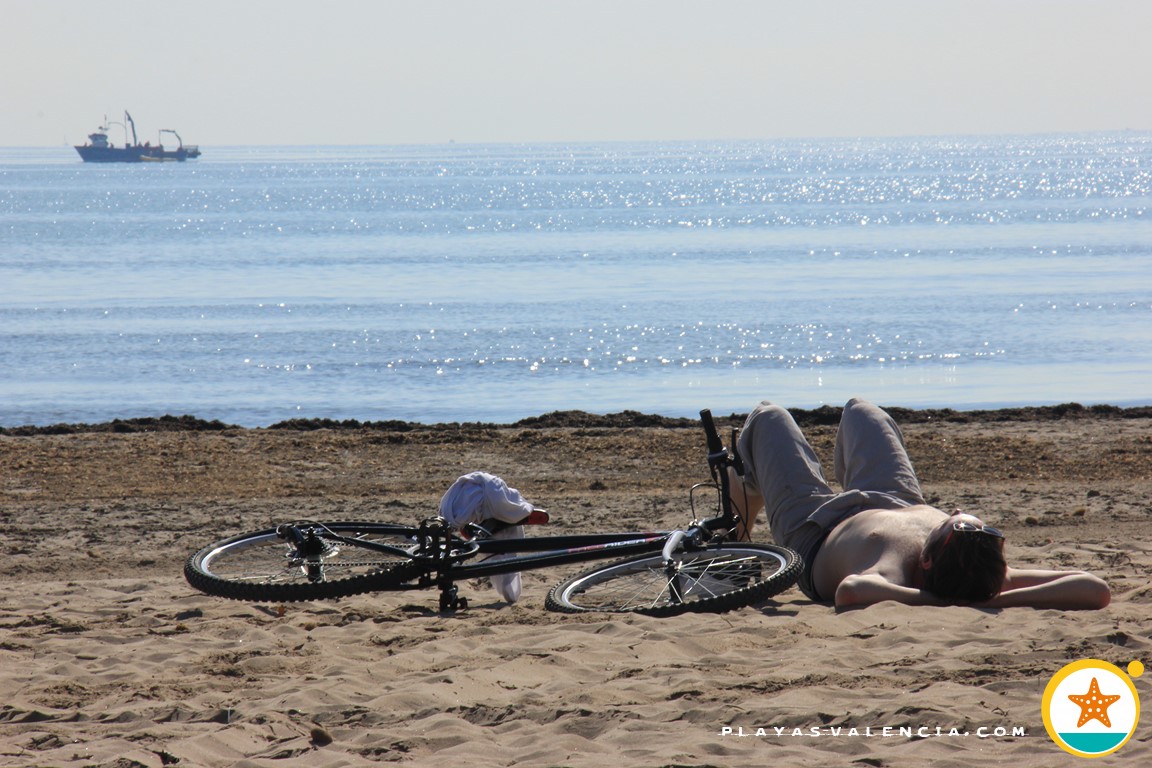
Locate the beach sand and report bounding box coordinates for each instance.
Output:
[2,405,1150,767]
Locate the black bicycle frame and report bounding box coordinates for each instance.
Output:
[318,527,684,584]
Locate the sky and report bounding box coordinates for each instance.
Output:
[2,0,1150,147]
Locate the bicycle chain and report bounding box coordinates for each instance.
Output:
[285,558,412,571]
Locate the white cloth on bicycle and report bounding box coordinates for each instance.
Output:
[438,472,535,528]
[438,472,535,604]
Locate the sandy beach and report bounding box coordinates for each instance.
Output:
[2,404,1150,767]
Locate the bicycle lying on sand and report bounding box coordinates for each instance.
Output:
[185,410,801,616]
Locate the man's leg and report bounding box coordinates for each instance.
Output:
[833,398,924,503]
[737,401,835,544]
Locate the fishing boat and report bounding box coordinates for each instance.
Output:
[74,111,201,163]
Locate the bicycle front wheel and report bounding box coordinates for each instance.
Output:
[545,543,800,616]
[185,522,426,602]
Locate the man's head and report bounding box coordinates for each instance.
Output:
[920,513,1007,603]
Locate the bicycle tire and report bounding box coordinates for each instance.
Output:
[184,522,427,602]
[544,543,801,617]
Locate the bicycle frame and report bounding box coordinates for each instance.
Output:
[372,528,681,579]
[278,409,745,610]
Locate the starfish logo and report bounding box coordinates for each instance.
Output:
[1068,677,1121,728]
[1042,659,1142,757]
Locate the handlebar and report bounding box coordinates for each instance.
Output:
[699,409,739,534]
[700,408,725,459]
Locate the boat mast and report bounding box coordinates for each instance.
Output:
[125,111,138,146]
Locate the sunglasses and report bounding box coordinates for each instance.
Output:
[940,520,1004,550]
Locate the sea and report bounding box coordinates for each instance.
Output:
[1,133,1150,428]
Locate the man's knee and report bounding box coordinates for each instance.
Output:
[739,402,788,476]
[740,401,806,461]
[745,400,790,426]
[840,397,890,430]
[741,402,795,447]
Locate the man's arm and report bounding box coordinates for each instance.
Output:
[979,568,1111,610]
[834,573,949,610]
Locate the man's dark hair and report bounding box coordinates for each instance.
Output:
[923,533,1007,603]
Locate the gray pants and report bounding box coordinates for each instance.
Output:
[736,398,925,601]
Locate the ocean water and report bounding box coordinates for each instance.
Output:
[1,134,1150,427]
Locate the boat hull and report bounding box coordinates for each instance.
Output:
[74,145,201,163]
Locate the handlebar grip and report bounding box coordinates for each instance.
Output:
[699,409,724,456]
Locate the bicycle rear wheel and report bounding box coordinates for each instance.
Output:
[184,522,426,602]
[545,543,800,616]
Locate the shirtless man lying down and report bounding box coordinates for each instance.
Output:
[729,398,1111,611]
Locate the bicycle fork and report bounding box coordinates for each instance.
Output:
[661,530,689,604]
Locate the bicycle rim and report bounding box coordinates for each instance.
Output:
[544,543,801,616]
[184,522,425,602]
